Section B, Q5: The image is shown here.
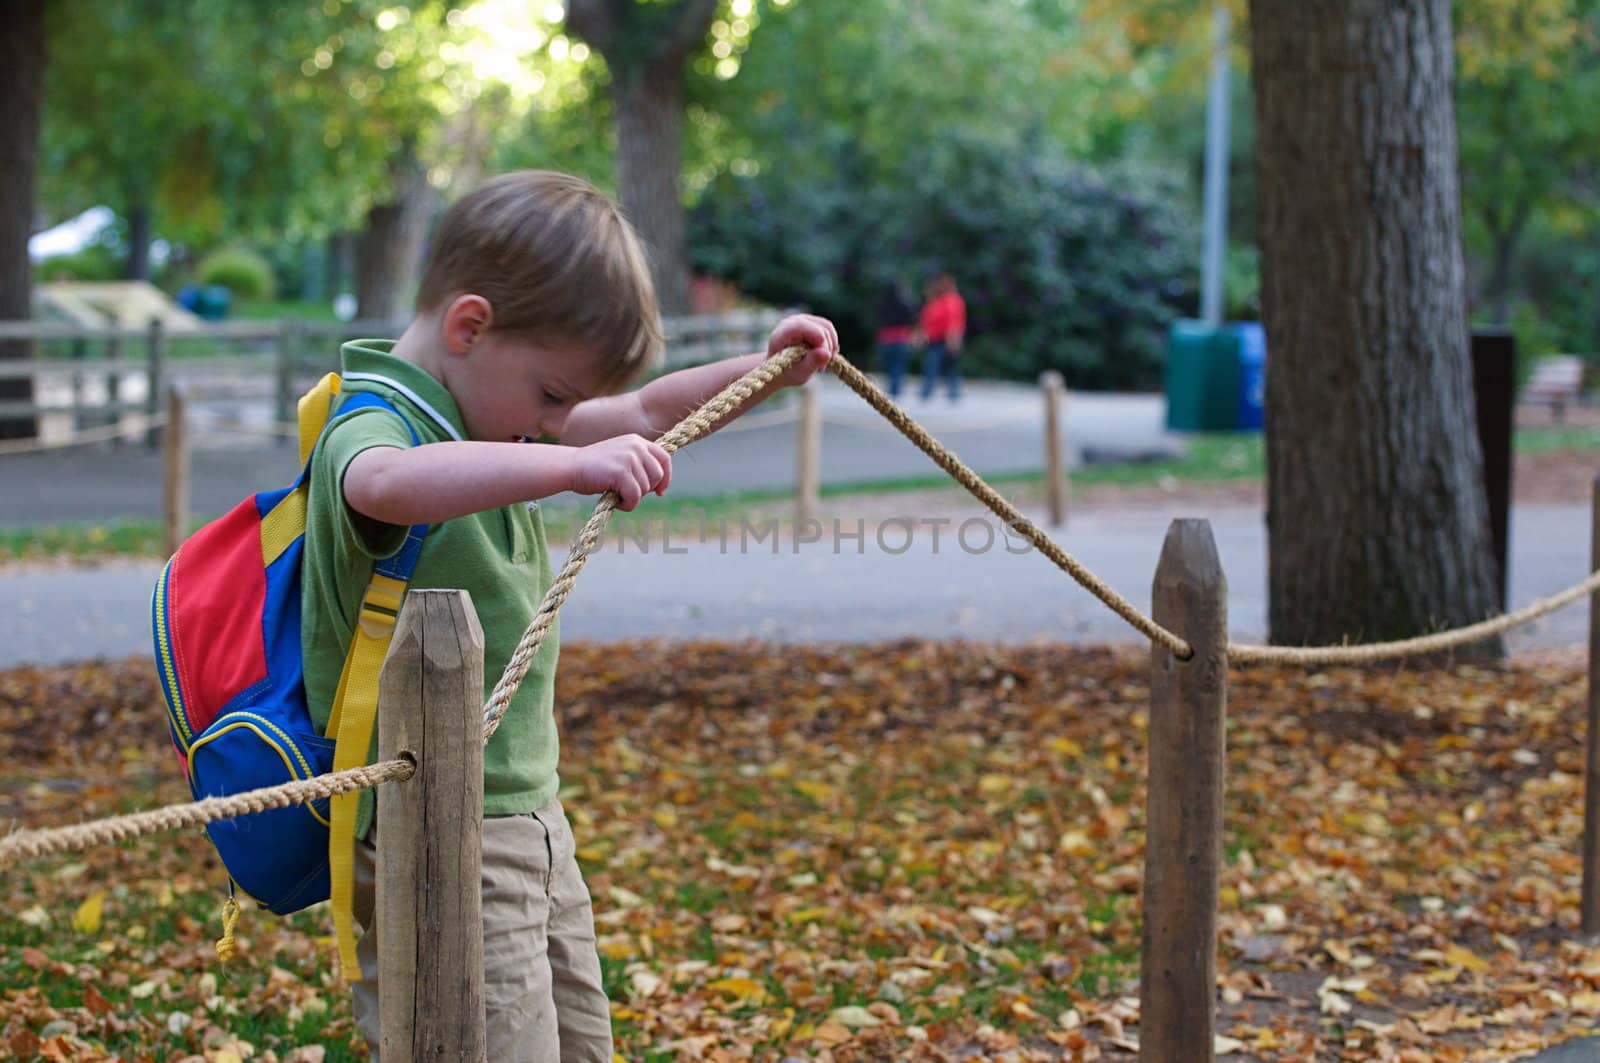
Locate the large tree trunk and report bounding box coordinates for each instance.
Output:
[355,158,436,322]
[0,0,45,440]
[613,64,691,315]
[565,0,717,319]
[1251,0,1502,657]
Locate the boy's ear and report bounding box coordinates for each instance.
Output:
[442,294,494,355]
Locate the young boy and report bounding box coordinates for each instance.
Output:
[301,170,837,1059]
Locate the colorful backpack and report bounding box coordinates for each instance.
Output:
[152,372,429,977]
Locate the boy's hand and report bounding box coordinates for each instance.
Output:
[768,313,839,388]
[571,435,671,511]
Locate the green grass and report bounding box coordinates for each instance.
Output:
[232,298,344,323]
[4,427,1596,565]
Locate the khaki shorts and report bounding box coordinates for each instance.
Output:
[351,799,613,1062]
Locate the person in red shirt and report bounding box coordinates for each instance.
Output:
[916,271,966,402]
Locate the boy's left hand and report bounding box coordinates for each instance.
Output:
[768,313,838,388]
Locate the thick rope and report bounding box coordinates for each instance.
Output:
[0,412,168,456]
[824,356,1194,657]
[482,347,806,738]
[1228,568,1600,665]
[9,348,1600,866]
[0,759,412,865]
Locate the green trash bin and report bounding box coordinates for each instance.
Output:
[1165,320,1242,432]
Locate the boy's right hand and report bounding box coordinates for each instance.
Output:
[571,435,671,511]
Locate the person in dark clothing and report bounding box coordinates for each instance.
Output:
[874,279,918,400]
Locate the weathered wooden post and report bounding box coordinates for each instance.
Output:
[275,318,299,443]
[1584,476,1600,934]
[145,317,166,449]
[376,590,487,1061]
[105,328,123,441]
[161,385,189,558]
[796,379,821,526]
[1041,370,1068,528]
[1141,519,1227,1063]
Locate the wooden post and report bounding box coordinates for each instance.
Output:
[70,336,87,432]
[1041,371,1068,527]
[1141,519,1227,1063]
[275,318,298,444]
[376,590,486,1061]
[796,380,821,526]
[145,317,166,449]
[1584,475,1600,933]
[105,331,123,442]
[161,386,189,558]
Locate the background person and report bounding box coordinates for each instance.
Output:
[917,271,966,402]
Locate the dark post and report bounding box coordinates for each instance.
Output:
[1585,475,1600,933]
[377,590,486,1059]
[1471,329,1515,610]
[1141,519,1228,1063]
[145,317,166,449]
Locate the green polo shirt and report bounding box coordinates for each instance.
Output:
[301,341,562,836]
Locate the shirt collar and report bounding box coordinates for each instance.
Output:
[339,339,467,441]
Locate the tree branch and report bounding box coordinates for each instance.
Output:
[565,0,621,55]
[658,0,720,67]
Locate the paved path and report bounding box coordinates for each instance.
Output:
[0,376,1178,525]
[0,501,1586,668]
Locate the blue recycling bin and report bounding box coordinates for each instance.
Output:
[1233,321,1265,432]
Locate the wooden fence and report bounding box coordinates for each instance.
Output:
[0,309,785,441]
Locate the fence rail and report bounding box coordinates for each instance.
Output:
[0,309,785,436]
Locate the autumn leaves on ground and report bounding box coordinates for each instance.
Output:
[3,641,1600,1061]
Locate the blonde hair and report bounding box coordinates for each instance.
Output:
[416,170,662,394]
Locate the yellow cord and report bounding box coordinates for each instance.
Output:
[215,895,241,961]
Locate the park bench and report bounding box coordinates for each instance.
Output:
[1522,354,1586,422]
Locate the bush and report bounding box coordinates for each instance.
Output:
[195,247,276,301]
[36,246,121,283]
[689,134,1200,390]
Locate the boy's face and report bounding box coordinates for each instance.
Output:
[443,330,605,443]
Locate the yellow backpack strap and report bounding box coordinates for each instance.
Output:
[314,386,430,981]
[326,570,412,980]
[297,372,342,467]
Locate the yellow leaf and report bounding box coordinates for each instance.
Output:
[1444,944,1489,972]
[1050,737,1082,757]
[72,891,107,935]
[795,780,834,803]
[706,976,769,1007]
[652,806,679,829]
[787,906,832,924]
[1058,830,1093,855]
[979,773,1014,796]
[1571,990,1600,1015]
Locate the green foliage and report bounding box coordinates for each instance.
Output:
[195,248,277,300]
[691,134,1199,390]
[35,247,123,283]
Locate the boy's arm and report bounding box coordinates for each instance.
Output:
[560,313,838,445]
[559,353,782,446]
[344,436,668,525]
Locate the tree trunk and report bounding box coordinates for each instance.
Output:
[565,0,716,319]
[355,158,436,322]
[613,64,692,316]
[1251,0,1502,657]
[0,0,45,439]
[126,203,152,282]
